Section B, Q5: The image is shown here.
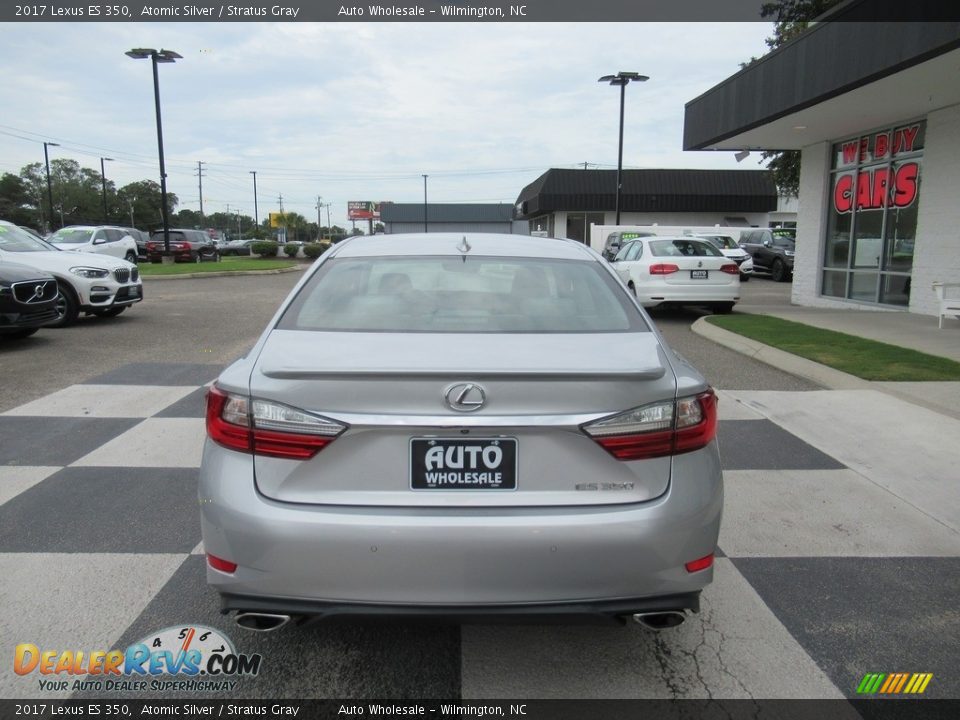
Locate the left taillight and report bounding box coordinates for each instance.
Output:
[582,389,718,461]
[206,386,346,460]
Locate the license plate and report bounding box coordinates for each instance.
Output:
[410,438,517,490]
[129,286,140,297]
[690,270,708,279]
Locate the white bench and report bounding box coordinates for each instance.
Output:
[932,282,960,329]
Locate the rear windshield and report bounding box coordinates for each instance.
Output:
[649,239,723,257]
[50,229,93,244]
[278,256,645,333]
[150,231,189,242]
[701,236,739,250]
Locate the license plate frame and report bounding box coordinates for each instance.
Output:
[409,437,517,491]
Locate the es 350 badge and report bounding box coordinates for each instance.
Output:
[14,625,263,693]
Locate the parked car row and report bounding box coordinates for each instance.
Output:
[0,220,143,339]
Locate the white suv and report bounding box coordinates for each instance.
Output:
[0,220,143,326]
[48,225,140,264]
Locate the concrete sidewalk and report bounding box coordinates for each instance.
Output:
[693,303,960,420]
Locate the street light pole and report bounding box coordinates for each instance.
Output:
[100,157,114,224]
[43,141,59,232]
[598,72,648,225]
[250,171,259,233]
[127,48,181,255]
[422,174,428,233]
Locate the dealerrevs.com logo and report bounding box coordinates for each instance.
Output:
[14,625,262,693]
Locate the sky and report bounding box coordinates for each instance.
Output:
[0,21,772,228]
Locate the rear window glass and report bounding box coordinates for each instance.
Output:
[649,239,723,257]
[150,231,189,242]
[278,256,645,333]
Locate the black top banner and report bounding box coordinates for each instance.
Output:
[3,0,960,23]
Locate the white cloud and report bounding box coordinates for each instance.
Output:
[0,21,771,225]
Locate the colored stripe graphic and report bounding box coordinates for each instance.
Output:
[857,672,932,694]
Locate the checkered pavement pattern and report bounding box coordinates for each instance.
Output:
[2,363,958,700]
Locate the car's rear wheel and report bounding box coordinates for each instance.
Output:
[93,307,125,318]
[51,282,79,328]
[740,273,750,282]
[771,259,788,282]
[712,302,735,314]
[125,251,138,263]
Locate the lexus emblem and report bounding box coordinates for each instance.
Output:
[443,382,486,412]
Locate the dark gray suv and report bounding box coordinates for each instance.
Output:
[738,229,795,282]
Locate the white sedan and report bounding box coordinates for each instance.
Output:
[611,236,740,313]
[693,234,754,281]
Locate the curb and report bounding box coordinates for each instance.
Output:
[691,316,870,391]
[141,265,306,281]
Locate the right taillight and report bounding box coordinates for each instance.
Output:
[582,390,718,460]
[206,386,346,460]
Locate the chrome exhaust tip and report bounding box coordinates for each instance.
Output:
[234,612,291,632]
[631,611,687,631]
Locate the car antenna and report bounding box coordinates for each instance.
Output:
[457,236,471,262]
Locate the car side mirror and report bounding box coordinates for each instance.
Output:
[93,238,106,245]
[762,239,772,248]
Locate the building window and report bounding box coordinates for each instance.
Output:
[823,121,924,307]
[565,213,605,243]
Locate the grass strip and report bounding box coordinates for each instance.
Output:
[706,314,960,381]
[138,257,298,276]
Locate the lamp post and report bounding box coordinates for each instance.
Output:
[100,157,114,224]
[126,47,181,255]
[422,174,428,233]
[598,72,648,225]
[43,141,59,232]
[250,171,259,233]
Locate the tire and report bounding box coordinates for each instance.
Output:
[50,282,80,328]
[740,273,750,282]
[92,307,125,318]
[193,252,201,263]
[125,251,138,263]
[713,302,735,314]
[771,258,789,283]
[3,328,39,339]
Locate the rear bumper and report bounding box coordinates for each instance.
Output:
[219,591,701,624]
[199,442,723,610]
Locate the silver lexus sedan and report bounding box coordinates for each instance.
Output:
[200,233,722,631]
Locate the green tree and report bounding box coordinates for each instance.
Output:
[21,159,112,229]
[745,0,842,196]
[174,209,203,228]
[0,173,40,228]
[116,180,178,231]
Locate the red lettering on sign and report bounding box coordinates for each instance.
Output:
[859,137,870,162]
[834,174,853,213]
[894,124,920,154]
[894,162,919,207]
[874,132,889,159]
[832,162,918,213]
[871,167,890,208]
[841,141,859,165]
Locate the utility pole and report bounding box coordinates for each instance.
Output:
[422,174,428,233]
[249,171,259,233]
[197,161,206,225]
[278,194,285,243]
[325,203,331,232]
[316,195,322,240]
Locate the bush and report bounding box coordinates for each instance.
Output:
[303,242,329,259]
[283,243,300,258]
[250,241,279,258]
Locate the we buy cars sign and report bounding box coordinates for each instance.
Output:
[832,124,921,214]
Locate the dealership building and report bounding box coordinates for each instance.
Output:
[684,8,960,316]
[514,168,779,242]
